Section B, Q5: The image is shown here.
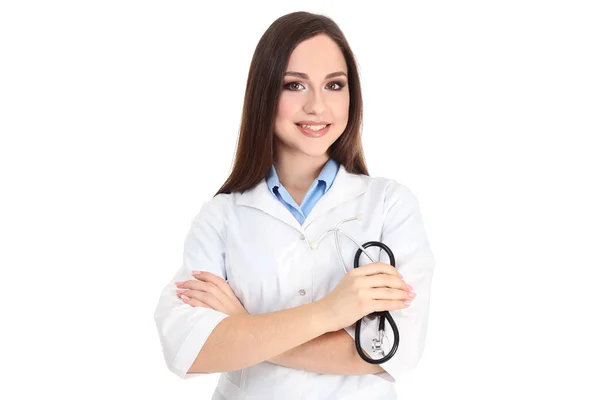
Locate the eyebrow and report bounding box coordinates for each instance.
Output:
[284,71,347,79]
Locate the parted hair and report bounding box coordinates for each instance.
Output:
[215,11,369,197]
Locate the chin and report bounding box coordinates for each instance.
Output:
[302,149,330,158]
[275,132,337,158]
[295,140,333,154]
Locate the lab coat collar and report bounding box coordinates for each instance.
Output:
[236,163,367,231]
[266,157,339,196]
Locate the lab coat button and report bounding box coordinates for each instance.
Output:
[299,234,305,240]
[299,289,306,296]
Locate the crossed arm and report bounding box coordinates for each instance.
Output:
[177,271,385,376]
[268,325,385,376]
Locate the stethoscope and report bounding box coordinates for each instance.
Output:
[310,214,400,364]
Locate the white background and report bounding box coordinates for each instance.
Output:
[1,1,599,399]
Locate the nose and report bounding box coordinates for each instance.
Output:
[303,89,326,115]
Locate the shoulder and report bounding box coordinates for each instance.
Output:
[191,192,233,229]
[362,174,420,211]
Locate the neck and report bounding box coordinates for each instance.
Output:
[274,153,329,191]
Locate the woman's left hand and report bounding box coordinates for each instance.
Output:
[175,271,248,316]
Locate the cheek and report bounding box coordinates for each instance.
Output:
[332,95,350,124]
[276,94,298,120]
[274,95,299,142]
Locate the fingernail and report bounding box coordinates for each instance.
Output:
[408,292,416,298]
[181,294,190,301]
[404,300,412,306]
[176,289,185,294]
[192,270,201,275]
[407,284,413,291]
[175,282,183,286]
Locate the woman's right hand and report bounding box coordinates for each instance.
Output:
[316,262,416,332]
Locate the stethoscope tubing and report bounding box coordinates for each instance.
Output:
[313,215,400,364]
[353,241,399,364]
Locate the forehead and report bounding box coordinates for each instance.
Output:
[286,34,347,77]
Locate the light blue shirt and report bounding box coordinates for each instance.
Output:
[266,158,339,225]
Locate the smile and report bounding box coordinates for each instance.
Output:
[295,123,331,138]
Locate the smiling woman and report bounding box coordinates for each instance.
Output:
[153,10,435,400]
[277,40,350,148]
[212,12,367,196]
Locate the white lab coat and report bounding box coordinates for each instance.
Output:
[154,164,436,400]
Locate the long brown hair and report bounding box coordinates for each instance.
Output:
[215,11,369,197]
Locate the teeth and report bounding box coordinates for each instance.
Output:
[299,124,327,131]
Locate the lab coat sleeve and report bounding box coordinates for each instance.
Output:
[343,181,436,383]
[153,194,231,379]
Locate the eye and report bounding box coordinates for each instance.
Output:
[284,82,305,91]
[327,81,346,90]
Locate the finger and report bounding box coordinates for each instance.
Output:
[178,289,224,310]
[192,273,249,315]
[178,279,238,314]
[350,262,401,278]
[371,299,413,312]
[366,287,415,301]
[191,277,240,310]
[363,274,410,292]
[179,293,210,308]
[192,271,238,301]
[177,279,222,299]
[192,271,235,300]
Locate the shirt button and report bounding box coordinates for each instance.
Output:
[299,234,305,240]
[299,289,306,296]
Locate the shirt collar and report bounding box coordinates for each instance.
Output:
[266,158,340,195]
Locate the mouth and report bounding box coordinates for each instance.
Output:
[295,123,331,138]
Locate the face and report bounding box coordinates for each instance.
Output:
[273,34,350,161]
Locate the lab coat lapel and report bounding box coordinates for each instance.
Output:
[236,164,367,230]
[302,164,367,227]
[236,173,304,230]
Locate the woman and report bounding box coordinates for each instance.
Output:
[154,11,435,400]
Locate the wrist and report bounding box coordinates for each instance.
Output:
[310,299,334,333]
